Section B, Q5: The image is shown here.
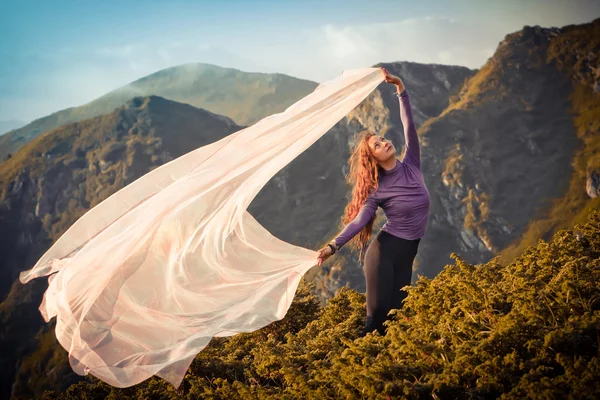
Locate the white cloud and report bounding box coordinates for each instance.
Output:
[169,41,185,48]
[95,44,135,57]
[424,16,457,23]
[157,49,172,64]
[437,50,455,64]
[321,24,361,59]
[273,16,505,81]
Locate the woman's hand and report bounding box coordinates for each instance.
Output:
[380,67,405,92]
[316,246,334,266]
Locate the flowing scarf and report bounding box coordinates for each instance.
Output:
[19,67,384,388]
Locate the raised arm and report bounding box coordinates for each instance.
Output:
[397,89,420,168]
[380,67,421,169]
[332,195,378,249]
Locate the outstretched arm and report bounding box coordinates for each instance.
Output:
[316,195,379,266]
[332,195,378,249]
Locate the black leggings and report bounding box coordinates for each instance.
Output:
[360,230,421,337]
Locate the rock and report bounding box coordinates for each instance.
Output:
[460,229,478,249]
[99,159,112,172]
[525,138,542,155]
[17,231,33,246]
[586,170,600,198]
[8,171,29,196]
[481,236,494,252]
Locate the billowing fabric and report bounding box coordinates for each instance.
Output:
[19,68,384,388]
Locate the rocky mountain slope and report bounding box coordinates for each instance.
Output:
[0,96,244,398]
[310,18,599,300]
[416,18,600,278]
[0,120,26,136]
[0,63,318,162]
[498,19,600,261]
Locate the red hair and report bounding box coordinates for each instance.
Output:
[341,130,381,261]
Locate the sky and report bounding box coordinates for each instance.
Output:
[1,0,599,123]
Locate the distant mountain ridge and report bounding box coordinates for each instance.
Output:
[0,120,26,136]
[0,63,318,162]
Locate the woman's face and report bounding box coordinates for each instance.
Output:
[367,135,395,163]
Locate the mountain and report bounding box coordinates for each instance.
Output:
[0,120,26,136]
[302,19,599,299]
[0,63,318,162]
[498,19,600,261]
[0,96,244,398]
[414,18,600,278]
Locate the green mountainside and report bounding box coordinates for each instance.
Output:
[0,63,318,162]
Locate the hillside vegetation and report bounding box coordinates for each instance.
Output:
[30,209,600,400]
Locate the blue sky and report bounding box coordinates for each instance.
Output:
[1,0,599,123]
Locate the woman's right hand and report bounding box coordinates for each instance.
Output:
[316,246,334,266]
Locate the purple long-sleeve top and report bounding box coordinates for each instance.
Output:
[333,89,430,248]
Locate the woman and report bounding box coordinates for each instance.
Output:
[316,67,431,338]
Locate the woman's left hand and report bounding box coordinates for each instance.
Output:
[380,67,404,89]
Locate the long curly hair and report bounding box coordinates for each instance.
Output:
[342,129,382,261]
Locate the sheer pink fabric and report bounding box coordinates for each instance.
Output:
[19,68,384,388]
